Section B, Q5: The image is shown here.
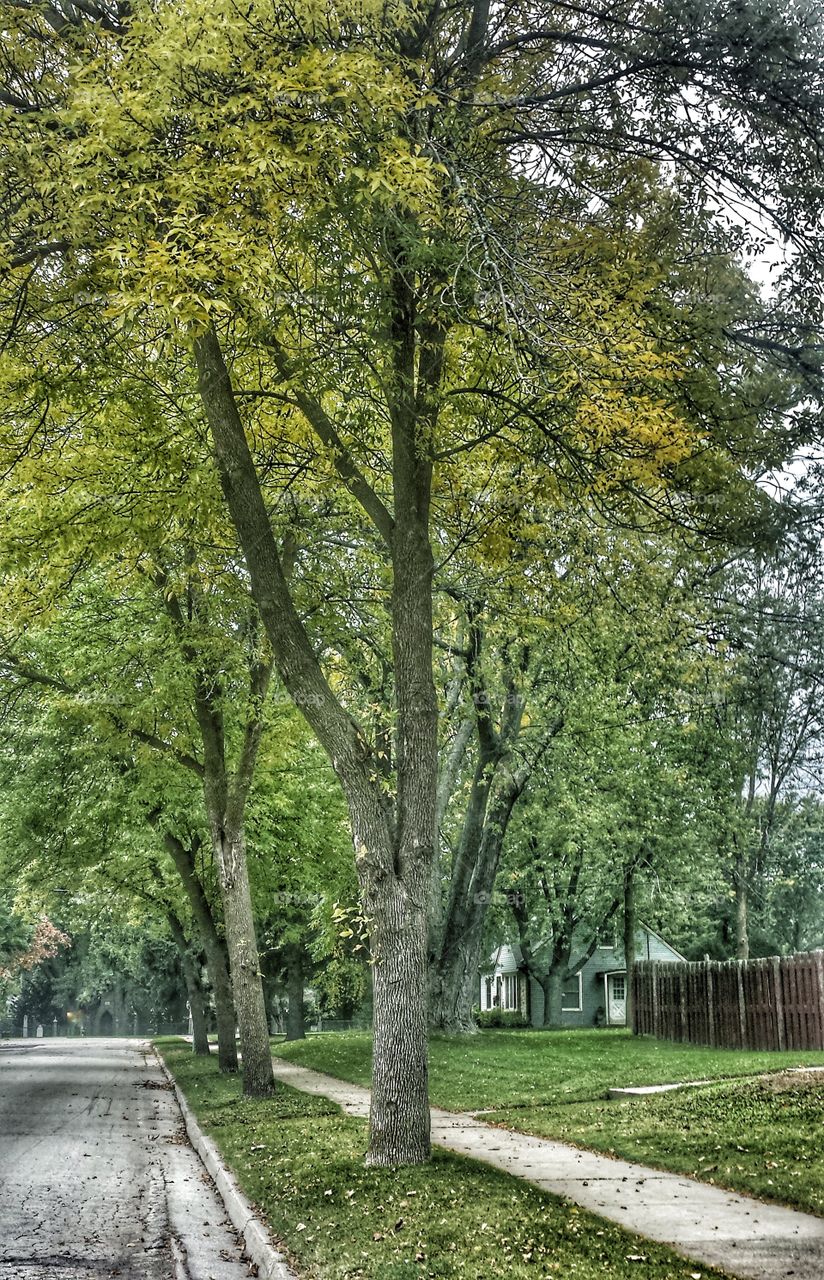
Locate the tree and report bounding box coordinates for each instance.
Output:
[0,902,70,987]
[482,522,738,1023]
[1,0,822,1164]
[704,542,824,957]
[0,569,269,1079]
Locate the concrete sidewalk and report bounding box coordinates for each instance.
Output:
[270,1056,824,1280]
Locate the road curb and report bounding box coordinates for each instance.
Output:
[155,1051,296,1280]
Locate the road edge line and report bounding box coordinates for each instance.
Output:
[155,1049,297,1280]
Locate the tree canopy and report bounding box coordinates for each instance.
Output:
[0,0,822,1165]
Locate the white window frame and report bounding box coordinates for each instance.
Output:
[560,971,583,1013]
[482,971,522,1012]
[502,973,519,1011]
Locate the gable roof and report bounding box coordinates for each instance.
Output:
[481,924,686,974]
[635,924,687,963]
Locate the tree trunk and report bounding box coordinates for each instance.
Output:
[430,930,482,1034]
[205,938,240,1072]
[541,968,565,1029]
[194,324,435,1163]
[162,833,238,1072]
[430,749,496,1033]
[167,914,211,1056]
[623,862,637,1030]
[285,944,305,1041]
[430,711,474,956]
[734,850,750,960]
[366,872,431,1166]
[188,973,211,1055]
[362,372,438,1163]
[213,826,275,1096]
[430,774,525,1032]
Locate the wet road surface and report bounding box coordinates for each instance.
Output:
[0,1038,252,1280]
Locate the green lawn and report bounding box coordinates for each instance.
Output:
[157,1038,733,1280]
[273,1029,824,1214]
[489,1071,824,1217]
[273,1028,824,1110]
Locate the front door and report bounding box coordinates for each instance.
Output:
[607,973,627,1025]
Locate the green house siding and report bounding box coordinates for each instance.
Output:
[527,947,620,1028]
[482,928,685,1028]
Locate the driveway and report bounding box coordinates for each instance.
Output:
[0,1038,252,1280]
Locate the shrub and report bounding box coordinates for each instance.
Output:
[475,1008,529,1029]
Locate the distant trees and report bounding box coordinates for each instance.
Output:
[0,560,354,1076]
[696,543,824,958]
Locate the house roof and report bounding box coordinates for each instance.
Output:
[482,942,523,973]
[481,924,686,974]
[637,924,687,963]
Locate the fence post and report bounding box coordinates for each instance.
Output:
[679,963,688,1042]
[772,956,786,1051]
[706,962,715,1047]
[736,960,747,1049]
[816,952,824,1051]
[651,962,660,1039]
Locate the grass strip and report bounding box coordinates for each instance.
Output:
[272,1028,824,1112]
[487,1071,824,1217]
[157,1037,733,1280]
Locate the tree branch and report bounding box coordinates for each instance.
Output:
[263,334,395,548]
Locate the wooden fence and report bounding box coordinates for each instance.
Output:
[632,950,824,1051]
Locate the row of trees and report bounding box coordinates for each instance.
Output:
[1,0,823,1164]
[488,538,824,1027]
[4,527,823,1030]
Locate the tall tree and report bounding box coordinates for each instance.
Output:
[706,543,824,957]
[0,565,277,1086]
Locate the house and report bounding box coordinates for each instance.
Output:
[479,926,686,1027]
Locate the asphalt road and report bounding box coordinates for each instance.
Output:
[0,1038,252,1280]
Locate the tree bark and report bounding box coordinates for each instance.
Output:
[430,778,521,1032]
[168,915,211,1056]
[161,832,238,1072]
[188,967,211,1056]
[285,944,305,1041]
[212,824,275,1096]
[430,710,473,952]
[366,870,430,1165]
[623,861,637,1029]
[194,324,436,1165]
[541,968,565,1029]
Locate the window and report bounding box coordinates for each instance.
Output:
[484,972,520,1011]
[561,972,583,1012]
[611,974,626,1001]
[503,974,520,1011]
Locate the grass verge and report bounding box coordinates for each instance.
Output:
[156,1037,733,1280]
[272,1029,824,1214]
[488,1070,824,1217]
[272,1027,824,1111]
